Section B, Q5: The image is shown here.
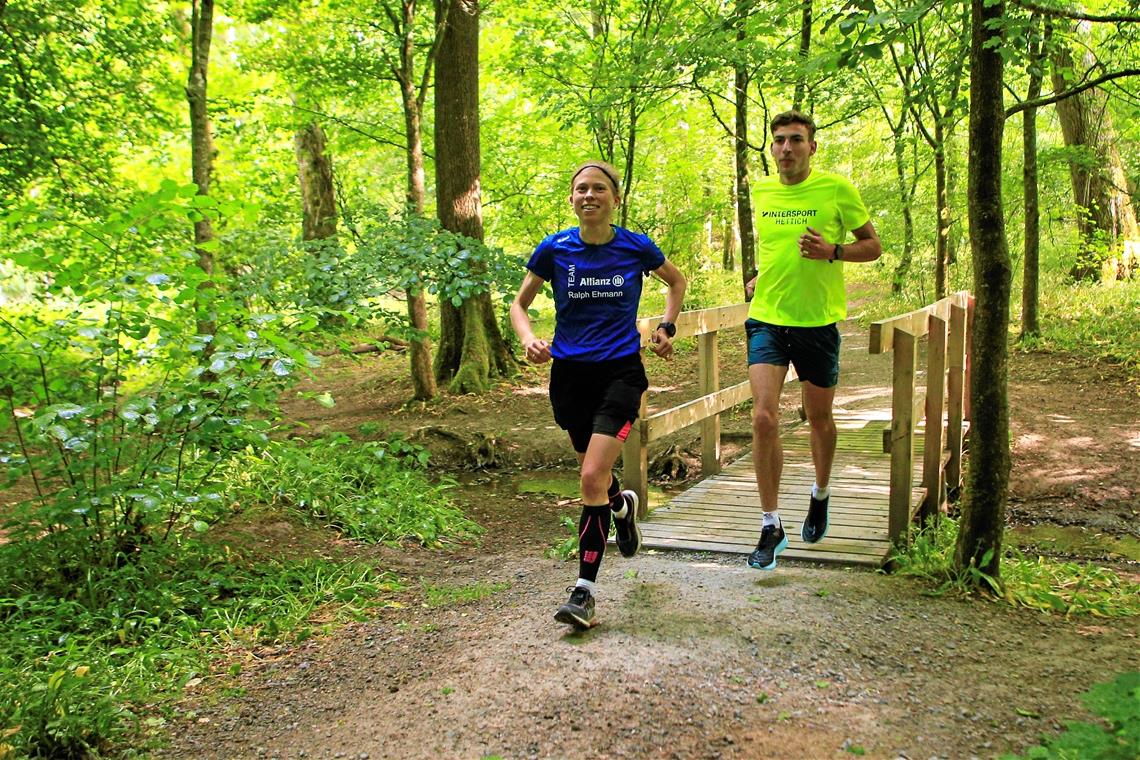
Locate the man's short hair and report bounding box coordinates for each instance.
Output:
[770,110,816,140]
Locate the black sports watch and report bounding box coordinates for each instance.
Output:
[656,321,677,338]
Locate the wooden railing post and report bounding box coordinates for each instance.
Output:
[921,314,947,522]
[888,329,917,547]
[623,390,650,518]
[698,331,721,476]
[946,303,967,498]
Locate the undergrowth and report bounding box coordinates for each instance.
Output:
[889,517,1140,618]
[1002,671,1140,759]
[0,539,400,759]
[223,432,483,547]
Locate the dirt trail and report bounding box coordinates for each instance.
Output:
[164,316,1140,760]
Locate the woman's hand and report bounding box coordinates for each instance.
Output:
[523,336,552,364]
[649,329,674,360]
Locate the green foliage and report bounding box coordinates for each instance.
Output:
[546,514,580,561]
[889,518,1140,618]
[1,188,310,569]
[224,433,483,547]
[1003,672,1140,760]
[1016,276,1140,381]
[0,537,400,758]
[422,580,511,608]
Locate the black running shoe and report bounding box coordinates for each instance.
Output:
[801,493,829,544]
[613,490,641,558]
[747,522,788,570]
[554,586,595,630]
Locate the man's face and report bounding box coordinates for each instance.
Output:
[770,123,816,184]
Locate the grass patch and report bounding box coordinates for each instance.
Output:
[1002,671,1140,759]
[422,580,510,608]
[0,538,400,758]
[889,518,1140,618]
[223,432,483,547]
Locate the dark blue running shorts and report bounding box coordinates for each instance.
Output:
[549,353,648,454]
[745,319,840,388]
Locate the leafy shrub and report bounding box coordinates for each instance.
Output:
[1,187,313,570]
[224,433,483,546]
[889,518,1140,618]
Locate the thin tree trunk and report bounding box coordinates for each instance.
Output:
[934,120,948,299]
[1020,17,1047,339]
[433,0,511,392]
[792,0,812,111]
[398,0,437,401]
[188,0,216,341]
[956,0,1010,583]
[295,120,337,241]
[890,119,915,294]
[734,0,757,292]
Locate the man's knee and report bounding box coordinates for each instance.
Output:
[752,407,780,438]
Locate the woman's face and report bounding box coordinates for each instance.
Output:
[570,167,618,225]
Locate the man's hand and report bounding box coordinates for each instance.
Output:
[522,336,551,364]
[798,226,835,261]
[649,328,674,360]
[744,276,757,301]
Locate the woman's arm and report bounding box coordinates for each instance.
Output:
[510,271,552,364]
[648,260,687,360]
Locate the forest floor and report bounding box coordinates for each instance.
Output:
[162,303,1139,760]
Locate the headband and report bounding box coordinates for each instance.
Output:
[571,163,620,193]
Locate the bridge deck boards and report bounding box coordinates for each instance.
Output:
[640,410,925,567]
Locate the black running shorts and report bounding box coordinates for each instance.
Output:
[549,353,648,454]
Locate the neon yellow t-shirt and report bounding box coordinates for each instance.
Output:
[747,170,869,327]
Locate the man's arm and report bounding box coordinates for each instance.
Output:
[799,221,882,263]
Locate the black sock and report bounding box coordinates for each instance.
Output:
[608,474,623,511]
[607,474,621,501]
[577,505,611,583]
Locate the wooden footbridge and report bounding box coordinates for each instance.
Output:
[621,292,974,568]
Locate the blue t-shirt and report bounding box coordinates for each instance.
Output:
[526,226,666,361]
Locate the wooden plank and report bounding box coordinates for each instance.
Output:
[635,303,749,343]
[889,330,917,546]
[698,332,721,476]
[946,303,967,494]
[868,290,970,354]
[645,381,752,441]
[922,314,947,521]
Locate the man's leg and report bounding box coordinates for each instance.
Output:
[749,363,787,511]
[747,362,789,569]
[801,381,838,490]
[800,381,837,544]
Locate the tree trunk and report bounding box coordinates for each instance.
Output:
[734,0,757,293]
[890,120,915,294]
[1051,40,1140,281]
[295,120,337,241]
[187,0,216,341]
[792,0,812,111]
[398,0,437,401]
[934,120,948,299]
[1020,18,1047,339]
[723,178,737,271]
[432,0,511,392]
[955,0,1009,584]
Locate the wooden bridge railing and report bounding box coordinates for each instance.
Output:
[622,303,748,516]
[869,291,974,547]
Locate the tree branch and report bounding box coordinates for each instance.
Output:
[1012,0,1140,23]
[1005,67,1140,116]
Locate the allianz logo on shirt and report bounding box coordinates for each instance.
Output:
[566,267,626,300]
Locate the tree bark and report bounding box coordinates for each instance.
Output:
[295,119,337,241]
[792,0,812,111]
[734,0,757,292]
[955,0,1010,584]
[432,0,511,392]
[1051,38,1140,280]
[933,119,948,299]
[1020,18,1048,339]
[187,0,216,341]
[397,0,437,401]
